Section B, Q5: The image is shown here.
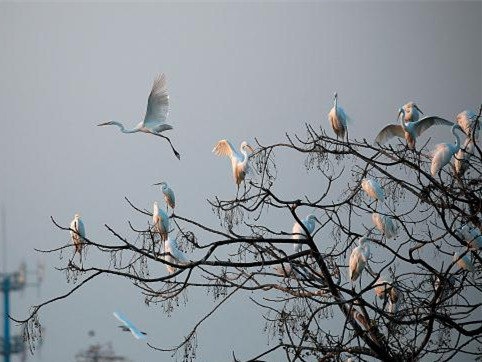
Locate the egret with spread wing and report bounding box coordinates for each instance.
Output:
[113,311,147,340]
[213,140,254,189]
[292,214,321,253]
[98,73,180,159]
[374,108,453,149]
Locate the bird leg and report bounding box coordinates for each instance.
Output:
[151,132,181,160]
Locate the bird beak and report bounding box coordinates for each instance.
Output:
[314,217,321,225]
[97,121,109,126]
[414,104,424,115]
[153,182,162,186]
[246,145,255,153]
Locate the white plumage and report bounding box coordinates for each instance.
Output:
[349,237,370,282]
[454,138,475,176]
[373,276,391,299]
[113,311,147,340]
[292,214,320,253]
[375,108,453,149]
[430,124,462,176]
[213,140,254,186]
[164,237,188,273]
[98,73,180,159]
[455,225,482,251]
[402,101,423,123]
[456,110,479,139]
[361,178,384,203]
[70,213,86,257]
[154,181,176,211]
[328,92,352,138]
[372,212,397,239]
[153,201,169,241]
[453,252,474,272]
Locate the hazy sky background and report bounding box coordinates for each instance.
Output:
[0,2,480,361]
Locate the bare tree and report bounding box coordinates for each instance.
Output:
[14,107,482,362]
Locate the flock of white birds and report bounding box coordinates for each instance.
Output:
[67,74,480,338]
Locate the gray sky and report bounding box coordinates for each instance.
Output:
[0,2,480,361]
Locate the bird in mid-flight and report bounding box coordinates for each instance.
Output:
[113,311,147,340]
[98,73,181,160]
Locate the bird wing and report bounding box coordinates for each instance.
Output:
[212,140,242,160]
[374,125,404,145]
[414,116,453,137]
[143,73,170,128]
[113,311,146,340]
[163,187,176,208]
[77,219,86,239]
[166,238,188,263]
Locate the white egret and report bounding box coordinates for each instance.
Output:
[372,212,397,239]
[98,73,180,160]
[113,311,147,340]
[361,178,385,203]
[154,181,175,212]
[453,252,474,272]
[213,140,254,187]
[388,286,401,314]
[455,225,482,251]
[373,276,391,299]
[328,92,352,139]
[164,237,188,273]
[374,108,453,149]
[402,101,424,123]
[292,214,321,253]
[70,213,86,258]
[430,124,462,176]
[456,110,479,139]
[454,138,475,176]
[152,201,169,241]
[349,237,370,282]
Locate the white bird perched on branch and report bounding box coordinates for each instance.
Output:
[402,101,424,123]
[349,237,371,282]
[213,140,254,188]
[454,138,475,177]
[456,110,479,139]
[153,201,169,241]
[373,276,391,299]
[361,178,385,203]
[430,124,462,176]
[455,225,482,251]
[164,237,188,273]
[372,212,397,239]
[97,73,181,160]
[292,214,321,253]
[328,92,352,139]
[70,213,86,258]
[453,252,474,272]
[113,311,147,340]
[154,181,175,212]
[374,108,453,149]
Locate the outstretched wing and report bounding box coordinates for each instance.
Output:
[212,140,242,160]
[374,124,404,145]
[143,73,170,128]
[113,311,146,340]
[414,116,453,137]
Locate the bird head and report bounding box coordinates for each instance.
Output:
[153,181,167,188]
[242,141,255,153]
[398,108,405,119]
[334,92,338,99]
[74,213,81,219]
[307,214,321,225]
[97,121,114,126]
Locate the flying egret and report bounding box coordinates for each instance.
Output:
[372,212,397,239]
[454,138,475,176]
[164,237,188,273]
[213,140,254,188]
[456,110,479,139]
[113,311,147,340]
[374,108,453,149]
[361,178,385,203]
[455,225,482,251]
[349,237,370,282]
[402,101,424,123]
[373,276,391,299]
[152,201,169,241]
[154,181,175,212]
[292,214,321,253]
[97,73,180,160]
[430,124,462,176]
[70,214,86,258]
[453,252,475,272]
[328,92,352,139]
